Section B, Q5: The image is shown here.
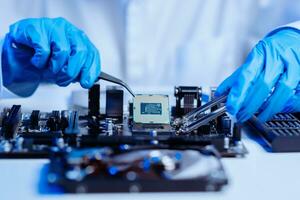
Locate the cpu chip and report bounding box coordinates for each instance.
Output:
[133,94,170,124]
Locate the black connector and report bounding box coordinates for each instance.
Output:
[88,84,100,117]
[106,87,124,122]
[174,86,202,117]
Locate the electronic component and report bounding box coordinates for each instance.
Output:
[30,110,40,129]
[1,105,21,140]
[220,115,231,134]
[133,94,170,124]
[132,94,172,134]
[174,86,201,117]
[46,111,61,132]
[106,86,124,121]
[65,111,79,134]
[47,146,227,193]
[88,84,100,117]
[247,113,300,152]
[60,110,69,131]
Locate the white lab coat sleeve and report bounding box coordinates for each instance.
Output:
[282,21,300,30]
[0,38,20,98]
[266,21,300,37]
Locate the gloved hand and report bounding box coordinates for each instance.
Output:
[216,28,300,122]
[2,17,101,97]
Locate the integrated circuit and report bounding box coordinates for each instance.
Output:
[133,94,170,124]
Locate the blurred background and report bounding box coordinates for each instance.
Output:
[0,0,299,111]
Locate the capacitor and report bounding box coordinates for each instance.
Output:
[3,140,11,152]
[56,138,65,149]
[106,119,113,136]
[1,105,21,140]
[16,137,24,151]
[30,110,40,129]
[65,111,80,134]
[88,115,101,135]
[150,130,158,137]
[46,117,57,131]
[46,111,61,131]
[60,110,69,131]
[224,137,230,149]
[150,139,159,145]
[220,116,231,134]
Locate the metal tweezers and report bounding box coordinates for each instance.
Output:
[97,72,135,97]
[175,94,228,134]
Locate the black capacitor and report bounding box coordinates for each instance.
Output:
[52,110,61,125]
[220,116,231,133]
[106,87,124,122]
[88,84,100,117]
[46,117,57,131]
[233,124,241,141]
[30,110,40,129]
[60,110,69,131]
[88,116,101,135]
[46,111,61,131]
[2,105,21,140]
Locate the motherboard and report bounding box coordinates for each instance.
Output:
[0,85,246,159]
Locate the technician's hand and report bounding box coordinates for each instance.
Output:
[216,28,300,122]
[2,17,101,96]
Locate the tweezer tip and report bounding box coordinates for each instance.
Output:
[98,72,135,97]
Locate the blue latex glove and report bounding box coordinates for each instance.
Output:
[2,17,101,97]
[216,28,300,122]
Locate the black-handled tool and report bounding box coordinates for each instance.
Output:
[97,72,135,97]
